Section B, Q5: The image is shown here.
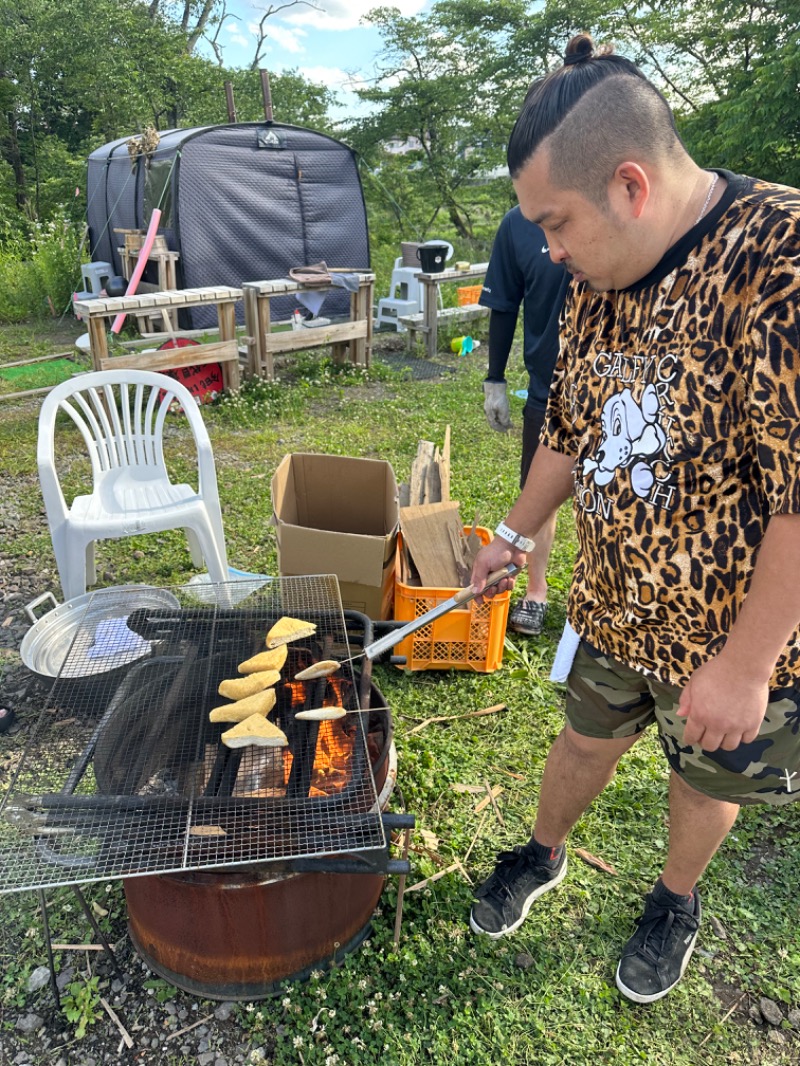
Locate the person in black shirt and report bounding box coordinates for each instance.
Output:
[479,207,569,635]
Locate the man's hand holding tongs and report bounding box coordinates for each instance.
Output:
[471,538,529,605]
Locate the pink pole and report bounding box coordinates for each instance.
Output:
[110,208,162,334]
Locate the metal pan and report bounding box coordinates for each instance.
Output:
[20,585,181,711]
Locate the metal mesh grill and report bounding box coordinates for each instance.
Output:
[0,577,386,894]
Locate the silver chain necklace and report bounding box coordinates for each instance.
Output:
[694,172,719,225]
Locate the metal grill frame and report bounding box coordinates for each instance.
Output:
[0,577,390,894]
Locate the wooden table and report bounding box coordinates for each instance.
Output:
[73,286,242,393]
[398,263,490,360]
[243,273,374,381]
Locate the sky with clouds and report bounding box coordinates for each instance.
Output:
[211,0,430,117]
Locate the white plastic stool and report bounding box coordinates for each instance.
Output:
[376,297,420,332]
[80,261,113,296]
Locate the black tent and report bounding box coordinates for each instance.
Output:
[86,122,370,326]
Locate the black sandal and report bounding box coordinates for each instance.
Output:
[0,707,16,734]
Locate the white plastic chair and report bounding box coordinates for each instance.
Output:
[37,369,229,601]
[375,241,455,332]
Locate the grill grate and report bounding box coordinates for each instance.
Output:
[0,577,387,893]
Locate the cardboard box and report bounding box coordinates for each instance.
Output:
[271,453,399,619]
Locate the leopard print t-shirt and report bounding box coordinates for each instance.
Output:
[543,173,800,687]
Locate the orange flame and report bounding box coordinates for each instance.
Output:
[282,674,356,796]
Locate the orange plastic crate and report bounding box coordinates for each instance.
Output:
[457,285,483,306]
[393,526,511,672]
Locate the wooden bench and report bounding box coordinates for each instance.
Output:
[243,273,374,381]
[398,304,489,354]
[398,264,489,359]
[73,286,243,393]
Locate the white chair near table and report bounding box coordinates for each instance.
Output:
[37,369,229,601]
[375,240,454,332]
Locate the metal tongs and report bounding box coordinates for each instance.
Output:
[345,563,522,666]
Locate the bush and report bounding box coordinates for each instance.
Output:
[0,214,83,323]
[31,214,84,315]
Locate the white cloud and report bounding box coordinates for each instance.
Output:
[247,21,307,54]
[226,23,250,48]
[282,0,427,32]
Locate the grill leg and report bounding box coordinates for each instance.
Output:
[37,890,61,1011]
[71,885,125,982]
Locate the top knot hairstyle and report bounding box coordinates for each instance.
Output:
[507,33,684,205]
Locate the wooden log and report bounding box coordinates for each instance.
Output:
[97,338,238,374]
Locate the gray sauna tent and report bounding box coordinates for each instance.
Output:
[86,122,370,327]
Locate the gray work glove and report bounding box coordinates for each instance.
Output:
[483,380,512,432]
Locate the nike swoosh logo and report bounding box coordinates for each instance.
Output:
[542,246,549,253]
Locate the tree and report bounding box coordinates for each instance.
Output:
[0,0,337,224]
[521,0,800,179]
[348,0,533,240]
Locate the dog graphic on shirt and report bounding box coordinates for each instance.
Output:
[582,383,667,498]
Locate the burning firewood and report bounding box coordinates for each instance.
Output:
[266,616,317,648]
[218,669,281,700]
[294,706,347,721]
[238,644,288,674]
[294,660,341,681]
[210,688,277,723]
[220,713,288,748]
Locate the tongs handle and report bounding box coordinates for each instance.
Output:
[452,566,517,605]
[362,564,521,663]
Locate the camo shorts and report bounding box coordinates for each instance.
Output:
[565,640,800,805]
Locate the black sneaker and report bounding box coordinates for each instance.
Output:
[615,887,702,1003]
[470,844,567,938]
[508,599,548,636]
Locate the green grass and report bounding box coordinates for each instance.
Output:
[0,326,798,1064]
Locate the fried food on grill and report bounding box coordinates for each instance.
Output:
[209,687,277,723]
[294,659,341,681]
[294,706,347,721]
[238,644,288,674]
[189,825,226,837]
[266,616,317,649]
[221,713,288,748]
[218,669,281,701]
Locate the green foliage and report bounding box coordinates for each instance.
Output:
[348,0,531,240]
[61,974,103,1038]
[0,213,83,322]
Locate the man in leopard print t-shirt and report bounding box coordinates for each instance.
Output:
[469,34,800,1005]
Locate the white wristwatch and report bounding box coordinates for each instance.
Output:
[495,521,535,553]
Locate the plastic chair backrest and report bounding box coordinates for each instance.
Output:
[37,369,214,517]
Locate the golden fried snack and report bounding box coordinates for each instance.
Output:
[218,669,281,701]
[294,660,341,681]
[221,714,288,748]
[294,706,347,721]
[238,644,288,675]
[209,687,277,723]
[266,616,316,649]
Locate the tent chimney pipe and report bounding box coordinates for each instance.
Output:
[260,69,274,124]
